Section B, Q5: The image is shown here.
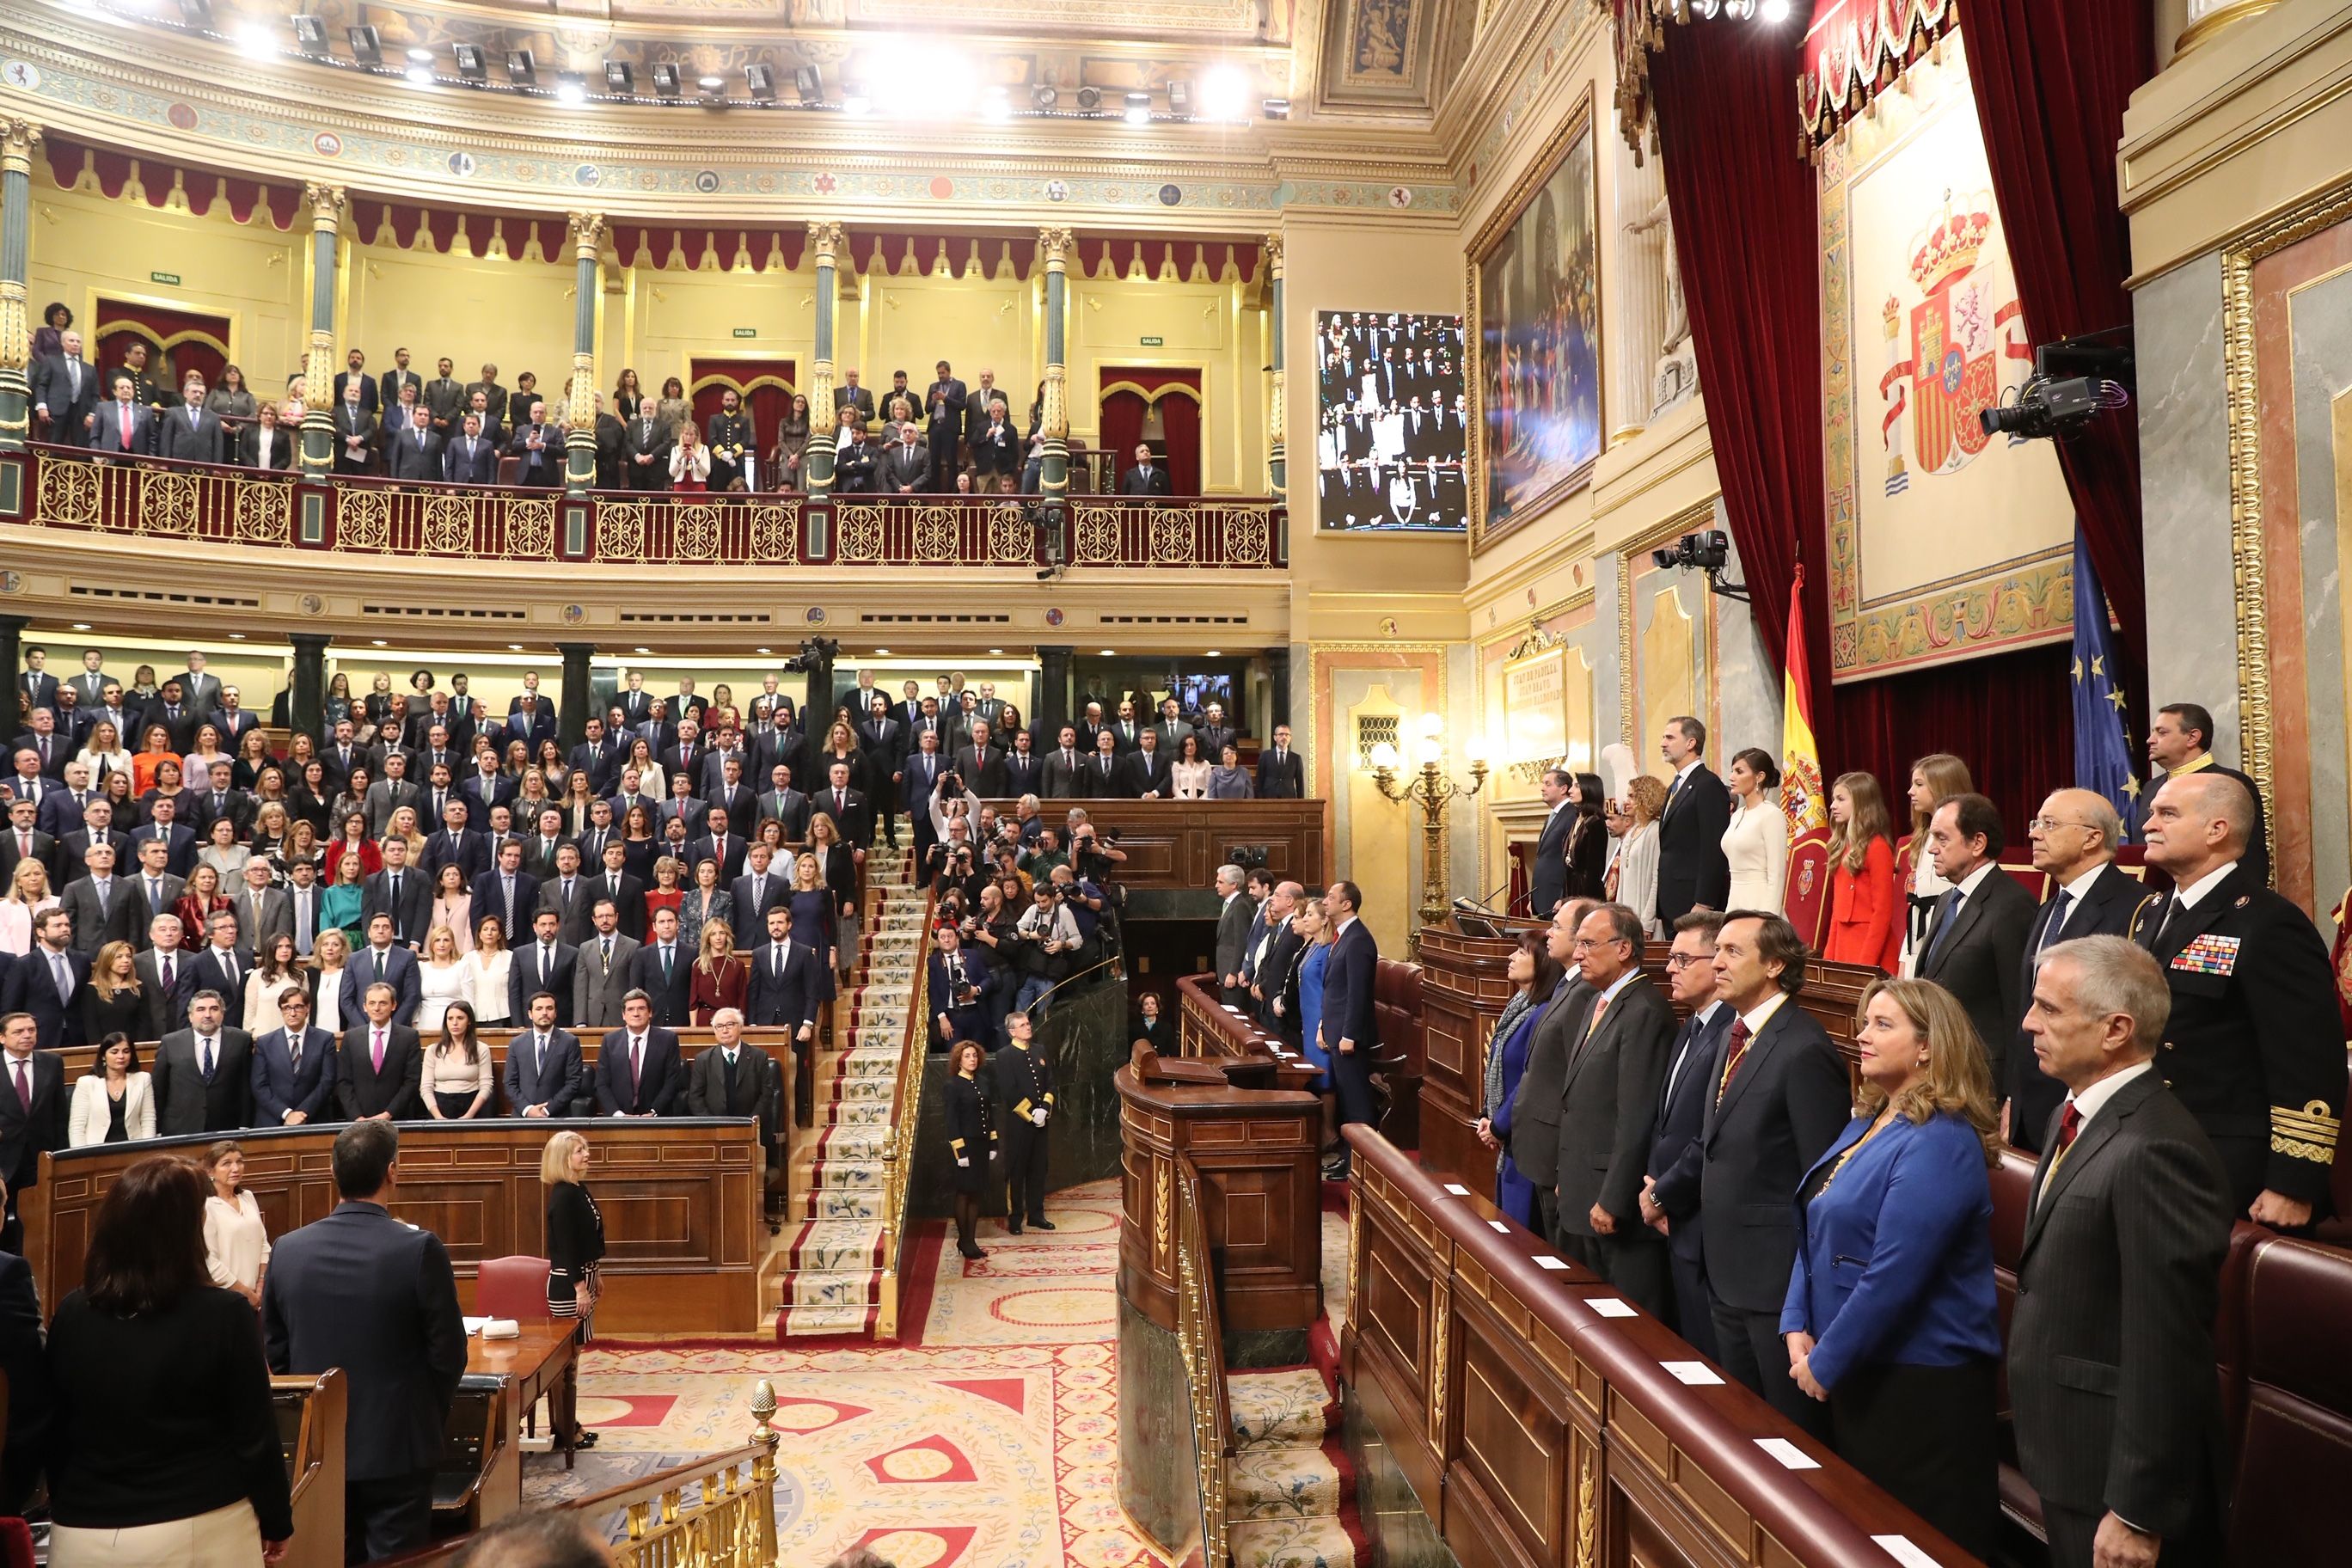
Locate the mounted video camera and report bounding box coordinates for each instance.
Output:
[1979,333,2135,443]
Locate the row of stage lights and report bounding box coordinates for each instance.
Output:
[114,2,1288,123]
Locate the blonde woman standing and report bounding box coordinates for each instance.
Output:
[1615,775,1668,937]
[542,1130,604,1451]
[1897,754,1973,977]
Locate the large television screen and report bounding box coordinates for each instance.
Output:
[1313,310,1469,532]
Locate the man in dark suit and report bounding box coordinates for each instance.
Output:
[1256,724,1305,799]
[928,924,993,1052]
[1654,716,1733,923]
[441,412,499,485]
[377,346,422,413]
[1528,769,1575,920]
[1506,898,1597,1241]
[505,990,585,1118]
[12,652,57,720]
[1914,793,2036,1095]
[623,406,671,491]
[158,372,226,462]
[1692,910,1850,1438]
[1086,731,1124,798]
[469,842,541,949]
[152,988,256,1135]
[1212,865,1254,1008]
[2007,790,2144,1153]
[507,401,564,487]
[744,904,820,1046]
[2011,936,2233,1568]
[1553,903,1676,1320]
[133,914,199,1037]
[363,839,432,949]
[2134,770,2343,1224]
[1120,731,1172,799]
[331,348,378,418]
[589,841,648,942]
[16,910,87,1049]
[126,796,196,879]
[339,981,424,1119]
[1320,880,1381,1175]
[629,908,695,1027]
[511,911,580,1031]
[87,374,156,456]
[1638,911,1731,1361]
[32,328,101,444]
[385,404,444,481]
[686,1010,782,1149]
[333,382,377,475]
[596,990,686,1115]
[882,424,928,493]
[265,1120,467,1563]
[835,370,878,426]
[924,360,968,491]
[2145,701,2268,888]
[0,1010,66,1254]
[952,722,1008,799]
[1119,444,1173,496]
[732,845,793,933]
[346,919,424,1027]
[813,763,870,848]
[687,810,748,885]
[1039,727,1089,800]
[250,987,340,1126]
[0,799,58,892]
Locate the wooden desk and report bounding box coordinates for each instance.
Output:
[1115,1063,1321,1333]
[26,1119,766,1332]
[272,1370,346,1568]
[469,1322,578,1468]
[1173,973,1324,1093]
[977,798,1328,892]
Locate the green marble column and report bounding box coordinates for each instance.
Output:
[288,633,331,741]
[0,119,40,454]
[298,184,346,478]
[564,213,604,497]
[1038,226,1073,509]
[1265,232,1286,499]
[805,222,843,497]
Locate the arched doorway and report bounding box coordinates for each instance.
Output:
[1097,367,1202,495]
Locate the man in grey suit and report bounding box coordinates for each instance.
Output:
[1694,910,1851,1439]
[2012,936,2232,1568]
[364,753,422,839]
[504,991,585,1118]
[881,425,928,493]
[58,841,135,954]
[1914,792,2036,1094]
[1039,727,1089,800]
[1506,897,1598,1243]
[1212,865,1254,1008]
[158,372,225,462]
[133,914,198,1038]
[230,860,294,952]
[1553,903,1675,1321]
[572,899,642,1032]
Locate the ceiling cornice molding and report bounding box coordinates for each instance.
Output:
[3,20,1463,224]
[1438,0,1605,181]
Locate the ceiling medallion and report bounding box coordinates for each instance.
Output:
[1,63,41,91]
[0,571,21,595]
[1044,608,1065,628]
[576,164,602,187]
[1380,617,1401,638]
[313,132,343,157]
[1044,180,1069,203]
[1158,184,1182,207]
[929,176,954,199]
[447,151,476,178]
[298,593,323,615]
[814,173,838,194]
[1388,186,1412,208]
[562,603,587,624]
[695,170,721,193]
[167,102,198,132]
[805,606,828,624]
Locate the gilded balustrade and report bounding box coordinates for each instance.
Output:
[873,888,937,1340]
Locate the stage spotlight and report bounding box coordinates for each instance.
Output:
[1260,97,1290,120]
[1198,65,1248,122]
[404,64,433,87]
[796,65,824,104]
[746,63,776,101]
[233,22,275,58]
[1075,84,1103,113]
[1761,0,1792,19]
[292,15,327,51]
[842,83,872,115]
[405,46,434,64]
[346,25,382,66]
[982,85,1012,122]
[1124,91,1151,126]
[1166,78,1191,115]
[1032,82,1059,110]
[554,73,588,105]
[651,62,682,97]
[453,43,487,82]
[604,60,634,95]
[506,49,537,86]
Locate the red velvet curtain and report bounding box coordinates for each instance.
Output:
[1099,390,1147,490]
[688,358,798,461]
[1834,642,2076,845]
[1957,0,2154,667]
[1651,23,1825,702]
[95,299,230,396]
[1161,393,1202,496]
[1099,368,1204,493]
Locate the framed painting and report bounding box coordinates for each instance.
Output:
[1469,91,1603,550]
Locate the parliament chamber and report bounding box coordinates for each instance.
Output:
[2,0,2351,1565]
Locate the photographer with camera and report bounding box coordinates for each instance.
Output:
[929,922,994,1055]
[1006,881,1081,1019]
[960,882,1023,1046]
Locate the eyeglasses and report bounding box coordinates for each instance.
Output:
[1569,937,1626,952]
[2028,817,2098,834]
[1663,951,1715,970]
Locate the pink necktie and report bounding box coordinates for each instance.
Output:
[372,1028,386,1073]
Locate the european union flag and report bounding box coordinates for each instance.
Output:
[2071,530,2141,836]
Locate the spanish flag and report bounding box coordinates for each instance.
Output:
[1780,564,1827,834]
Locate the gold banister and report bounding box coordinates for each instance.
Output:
[873,884,938,1339]
[1172,1152,1233,1568]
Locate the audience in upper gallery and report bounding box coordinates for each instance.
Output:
[32,336,1195,495]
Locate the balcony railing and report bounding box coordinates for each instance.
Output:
[1,443,1285,570]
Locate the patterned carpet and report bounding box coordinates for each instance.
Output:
[524,1178,1173,1568]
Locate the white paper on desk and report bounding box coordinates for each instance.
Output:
[477,1318,521,1339]
[1755,1437,1819,1470]
[463,1317,493,1335]
[1534,1255,1570,1271]
[1443,1184,1472,1196]
[1586,1297,1636,1318]
[1871,1536,1942,1568]
[1488,1220,1510,1233]
[1661,1360,1723,1386]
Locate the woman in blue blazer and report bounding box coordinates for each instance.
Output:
[1780,977,2000,1558]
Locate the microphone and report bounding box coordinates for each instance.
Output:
[1451,874,1516,916]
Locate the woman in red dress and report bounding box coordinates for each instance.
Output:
[1821,770,1902,974]
[689,917,747,1025]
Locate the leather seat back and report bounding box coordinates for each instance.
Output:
[2226,1234,2352,1565]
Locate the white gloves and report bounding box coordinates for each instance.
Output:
[956,1155,971,1167]
[1031,1108,1048,1127]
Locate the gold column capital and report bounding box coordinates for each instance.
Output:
[0,119,41,176]
[1263,232,1283,280]
[304,182,346,232]
[1038,227,1075,269]
[807,222,846,265]
[2175,0,2280,54]
[567,211,606,258]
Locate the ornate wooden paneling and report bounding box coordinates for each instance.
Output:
[982,799,1329,893]
[25,1119,764,1332]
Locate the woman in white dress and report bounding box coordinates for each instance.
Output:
[201,1140,270,1308]
[309,928,352,1037]
[414,924,473,1037]
[430,864,475,956]
[241,933,307,1038]
[1167,734,1213,799]
[74,720,132,787]
[1719,746,1790,916]
[465,912,514,1026]
[1,860,60,956]
[1614,775,1668,937]
[1896,752,1974,977]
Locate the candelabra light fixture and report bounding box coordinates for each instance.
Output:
[1369,712,1488,953]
